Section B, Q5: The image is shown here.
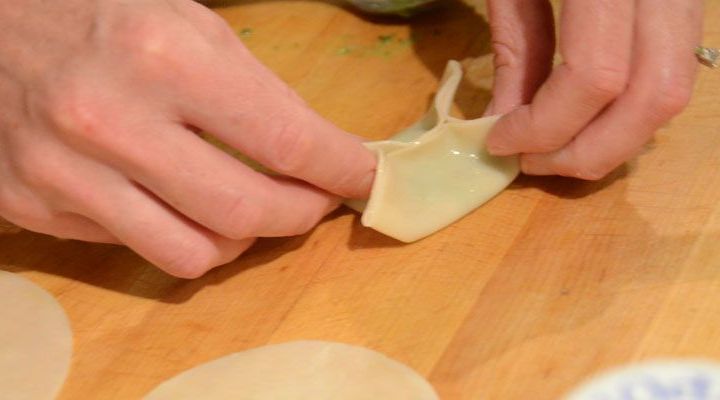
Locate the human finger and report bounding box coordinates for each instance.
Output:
[0,155,118,243]
[484,0,555,116]
[6,136,255,277]
[173,38,376,199]
[0,202,118,243]
[76,177,256,279]
[486,0,635,156]
[53,113,338,240]
[521,0,702,179]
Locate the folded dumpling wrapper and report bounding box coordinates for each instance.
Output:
[144,341,439,400]
[347,60,520,242]
[0,271,73,400]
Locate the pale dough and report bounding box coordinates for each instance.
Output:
[347,60,519,242]
[0,271,73,400]
[144,341,439,400]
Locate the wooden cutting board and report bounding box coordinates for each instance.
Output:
[2,1,719,399]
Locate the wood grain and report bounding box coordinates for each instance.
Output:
[1,1,719,399]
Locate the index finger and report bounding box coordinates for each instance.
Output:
[486,0,635,156]
[177,44,376,200]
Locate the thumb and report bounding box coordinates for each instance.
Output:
[484,0,555,116]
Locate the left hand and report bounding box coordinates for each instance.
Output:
[484,0,703,180]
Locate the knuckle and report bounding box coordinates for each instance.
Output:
[0,187,51,227]
[650,81,693,118]
[47,89,108,145]
[265,115,314,175]
[13,151,63,193]
[41,70,113,147]
[106,14,184,76]
[113,15,172,54]
[325,169,366,198]
[488,15,525,69]
[158,242,218,279]
[572,64,629,99]
[219,194,263,239]
[491,38,522,71]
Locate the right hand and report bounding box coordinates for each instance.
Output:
[484,0,700,180]
[0,0,376,278]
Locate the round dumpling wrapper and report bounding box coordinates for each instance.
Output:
[144,340,439,400]
[0,271,73,400]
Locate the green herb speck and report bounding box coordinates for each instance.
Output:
[378,34,396,44]
[336,46,353,55]
[397,37,415,46]
[239,28,253,37]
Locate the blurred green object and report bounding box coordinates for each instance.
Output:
[345,0,441,16]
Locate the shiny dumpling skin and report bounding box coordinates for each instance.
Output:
[348,60,519,242]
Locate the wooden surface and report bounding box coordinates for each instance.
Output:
[2,1,720,399]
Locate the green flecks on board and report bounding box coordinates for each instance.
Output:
[333,32,414,58]
[232,25,413,59]
[378,34,395,44]
[336,46,354,55]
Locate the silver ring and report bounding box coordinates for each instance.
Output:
[696,46,719,68]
